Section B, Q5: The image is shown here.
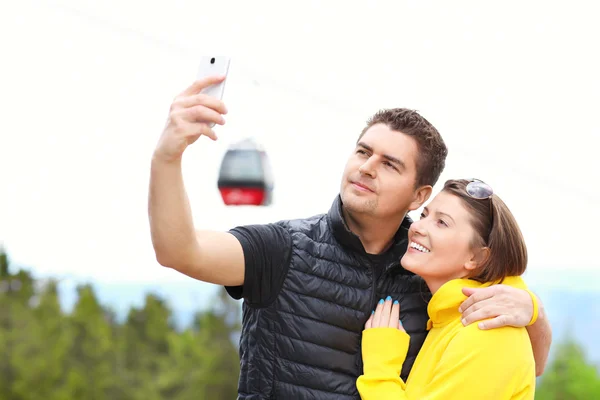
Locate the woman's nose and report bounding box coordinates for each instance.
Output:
[410,219,427,236]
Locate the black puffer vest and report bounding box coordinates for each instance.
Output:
[236,196,431,399]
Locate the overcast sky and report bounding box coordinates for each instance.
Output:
[1,0,598,288]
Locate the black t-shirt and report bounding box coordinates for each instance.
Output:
[225,224,293,307]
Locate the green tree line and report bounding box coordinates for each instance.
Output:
[2,248,600,399]
[536,334,600,399]
[0,249,240,400]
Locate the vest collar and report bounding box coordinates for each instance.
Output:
[327,195,412,269]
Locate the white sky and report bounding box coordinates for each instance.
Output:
[1,0,599,286]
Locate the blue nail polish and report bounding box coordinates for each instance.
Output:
[371,310,374,314]
[399,319,403,327]
[385,295,392,301]
[393,300,399,305]
[379,298,384,305]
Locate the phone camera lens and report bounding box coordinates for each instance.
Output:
[210,57,215,64]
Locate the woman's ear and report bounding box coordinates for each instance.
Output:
[465,247,490,271]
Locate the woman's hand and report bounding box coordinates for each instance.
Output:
[365,296,405,332]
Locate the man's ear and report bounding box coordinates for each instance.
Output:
[408,185,432,211]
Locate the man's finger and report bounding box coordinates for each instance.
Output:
[183,106,226,127]
[198,124,217,141]
[458,286,497,313]
[389,300,400,328]
[460,297,496,320]
[461,306,504,326]
[478,315,511,330]
[180,75,226,96]
[175,93,228,115]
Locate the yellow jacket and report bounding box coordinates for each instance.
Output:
[357,276,536,400]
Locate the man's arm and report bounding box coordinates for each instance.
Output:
[149,156,245,286]
[526,294,552,376]
[459,282,552,377]
[148,75,245,287]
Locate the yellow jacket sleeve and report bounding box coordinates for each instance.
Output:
[357,325,534,399]
[356,328,410,399]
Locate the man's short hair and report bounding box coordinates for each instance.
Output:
[359,108,448,187]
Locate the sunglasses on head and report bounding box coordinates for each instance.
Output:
[466,179,493,200]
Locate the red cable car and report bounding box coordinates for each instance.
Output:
[217,139,274,206]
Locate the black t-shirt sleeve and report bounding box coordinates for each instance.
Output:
[224,223,292,307]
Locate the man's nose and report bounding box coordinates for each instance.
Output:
[358,157,377,178]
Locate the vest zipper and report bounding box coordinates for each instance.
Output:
[357,260,378,374]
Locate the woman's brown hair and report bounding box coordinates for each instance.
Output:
[442,179,528,283]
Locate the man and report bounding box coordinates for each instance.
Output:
[149,75,552,399]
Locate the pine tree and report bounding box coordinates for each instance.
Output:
[63,284,116,399]
[536,335,600,399]
[11,279,73,400]
[121,293,174,399]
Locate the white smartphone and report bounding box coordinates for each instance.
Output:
[196,56,231,127]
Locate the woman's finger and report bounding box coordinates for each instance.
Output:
[398,319,405,332]
[365,312,373,330]
[380,296,393,328]
[389,300,400,328]
[372,299,384,327]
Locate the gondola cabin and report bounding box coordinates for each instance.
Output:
[217,139,274,206]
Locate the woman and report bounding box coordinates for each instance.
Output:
[357,179,538,400]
